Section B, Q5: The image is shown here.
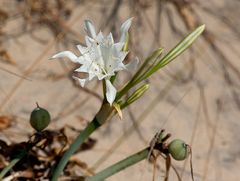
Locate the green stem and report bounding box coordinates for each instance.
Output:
[86,147,149,181]
[51,118,100,181]
[0,152,26,179]
[51,104,114,181]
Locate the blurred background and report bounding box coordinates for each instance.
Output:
[0,0,239,180]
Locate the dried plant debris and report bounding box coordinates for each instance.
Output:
[12,0,81,45]
[0,0,82,46]
[0,9,8,26]
[0,7,14,65]
[0,127,97,180]
[0,49,16,65]
[0,115,13,130]
[18,0,72,35]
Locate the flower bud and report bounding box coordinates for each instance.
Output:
[168,139,188,161]
[126,84,149,104]
[30,104,51,132]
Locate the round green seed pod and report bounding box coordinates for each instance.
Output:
[30,105,51,132]
[168,139,188,161]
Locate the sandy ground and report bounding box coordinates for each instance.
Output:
[0,0,240,180]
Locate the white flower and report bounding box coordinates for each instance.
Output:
[51,18,138,105]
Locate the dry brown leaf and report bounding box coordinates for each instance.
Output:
[0,49,16,65]
[0,115,13,130]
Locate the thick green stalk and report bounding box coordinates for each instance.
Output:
[86,147,149,181]
[51,118,100,181]
[51,104,114,181]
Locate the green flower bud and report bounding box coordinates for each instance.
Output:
[121,84,149,109]
[168,139,188,161]
[30,104,51,132]
[127,84,149,103]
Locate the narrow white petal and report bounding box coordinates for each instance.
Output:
[105,79,117,105]
[107,33,114,44]
[126,57,139,71]
[84,20,97,38]
[51,51,78,63]
[96,32,104,42]
[77,44,88,54]
[112,61,126,72]
[75,64,89,73]
[77,56,85,64]
[119,51,128,61]
[113,42,125,52]
[98,74,108,80]
[88,72,96,80]
[119,18,133,43]
[73,76,88,87]
[85,36,94,47]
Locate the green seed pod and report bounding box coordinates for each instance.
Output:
[30,104,51,132]
[168,139,188,161]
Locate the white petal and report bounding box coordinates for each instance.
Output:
[119,18,133,43]
[96,32,104,42]
[107,33,114,44]
[84,20,97,38]
[85,36,94,47]
[77,44,88,54]
[77,56,86,64]
[126,57,139,71]
[88,72,96,80]
[75,64,89,73]
[73,76,88,87]
[51,51,78,63]
[98,74,108,80]
[100,44,110,66]
[105,79,117,105]
[113,42,125,52]
[112,61,126,72]
[118,51,128,61]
